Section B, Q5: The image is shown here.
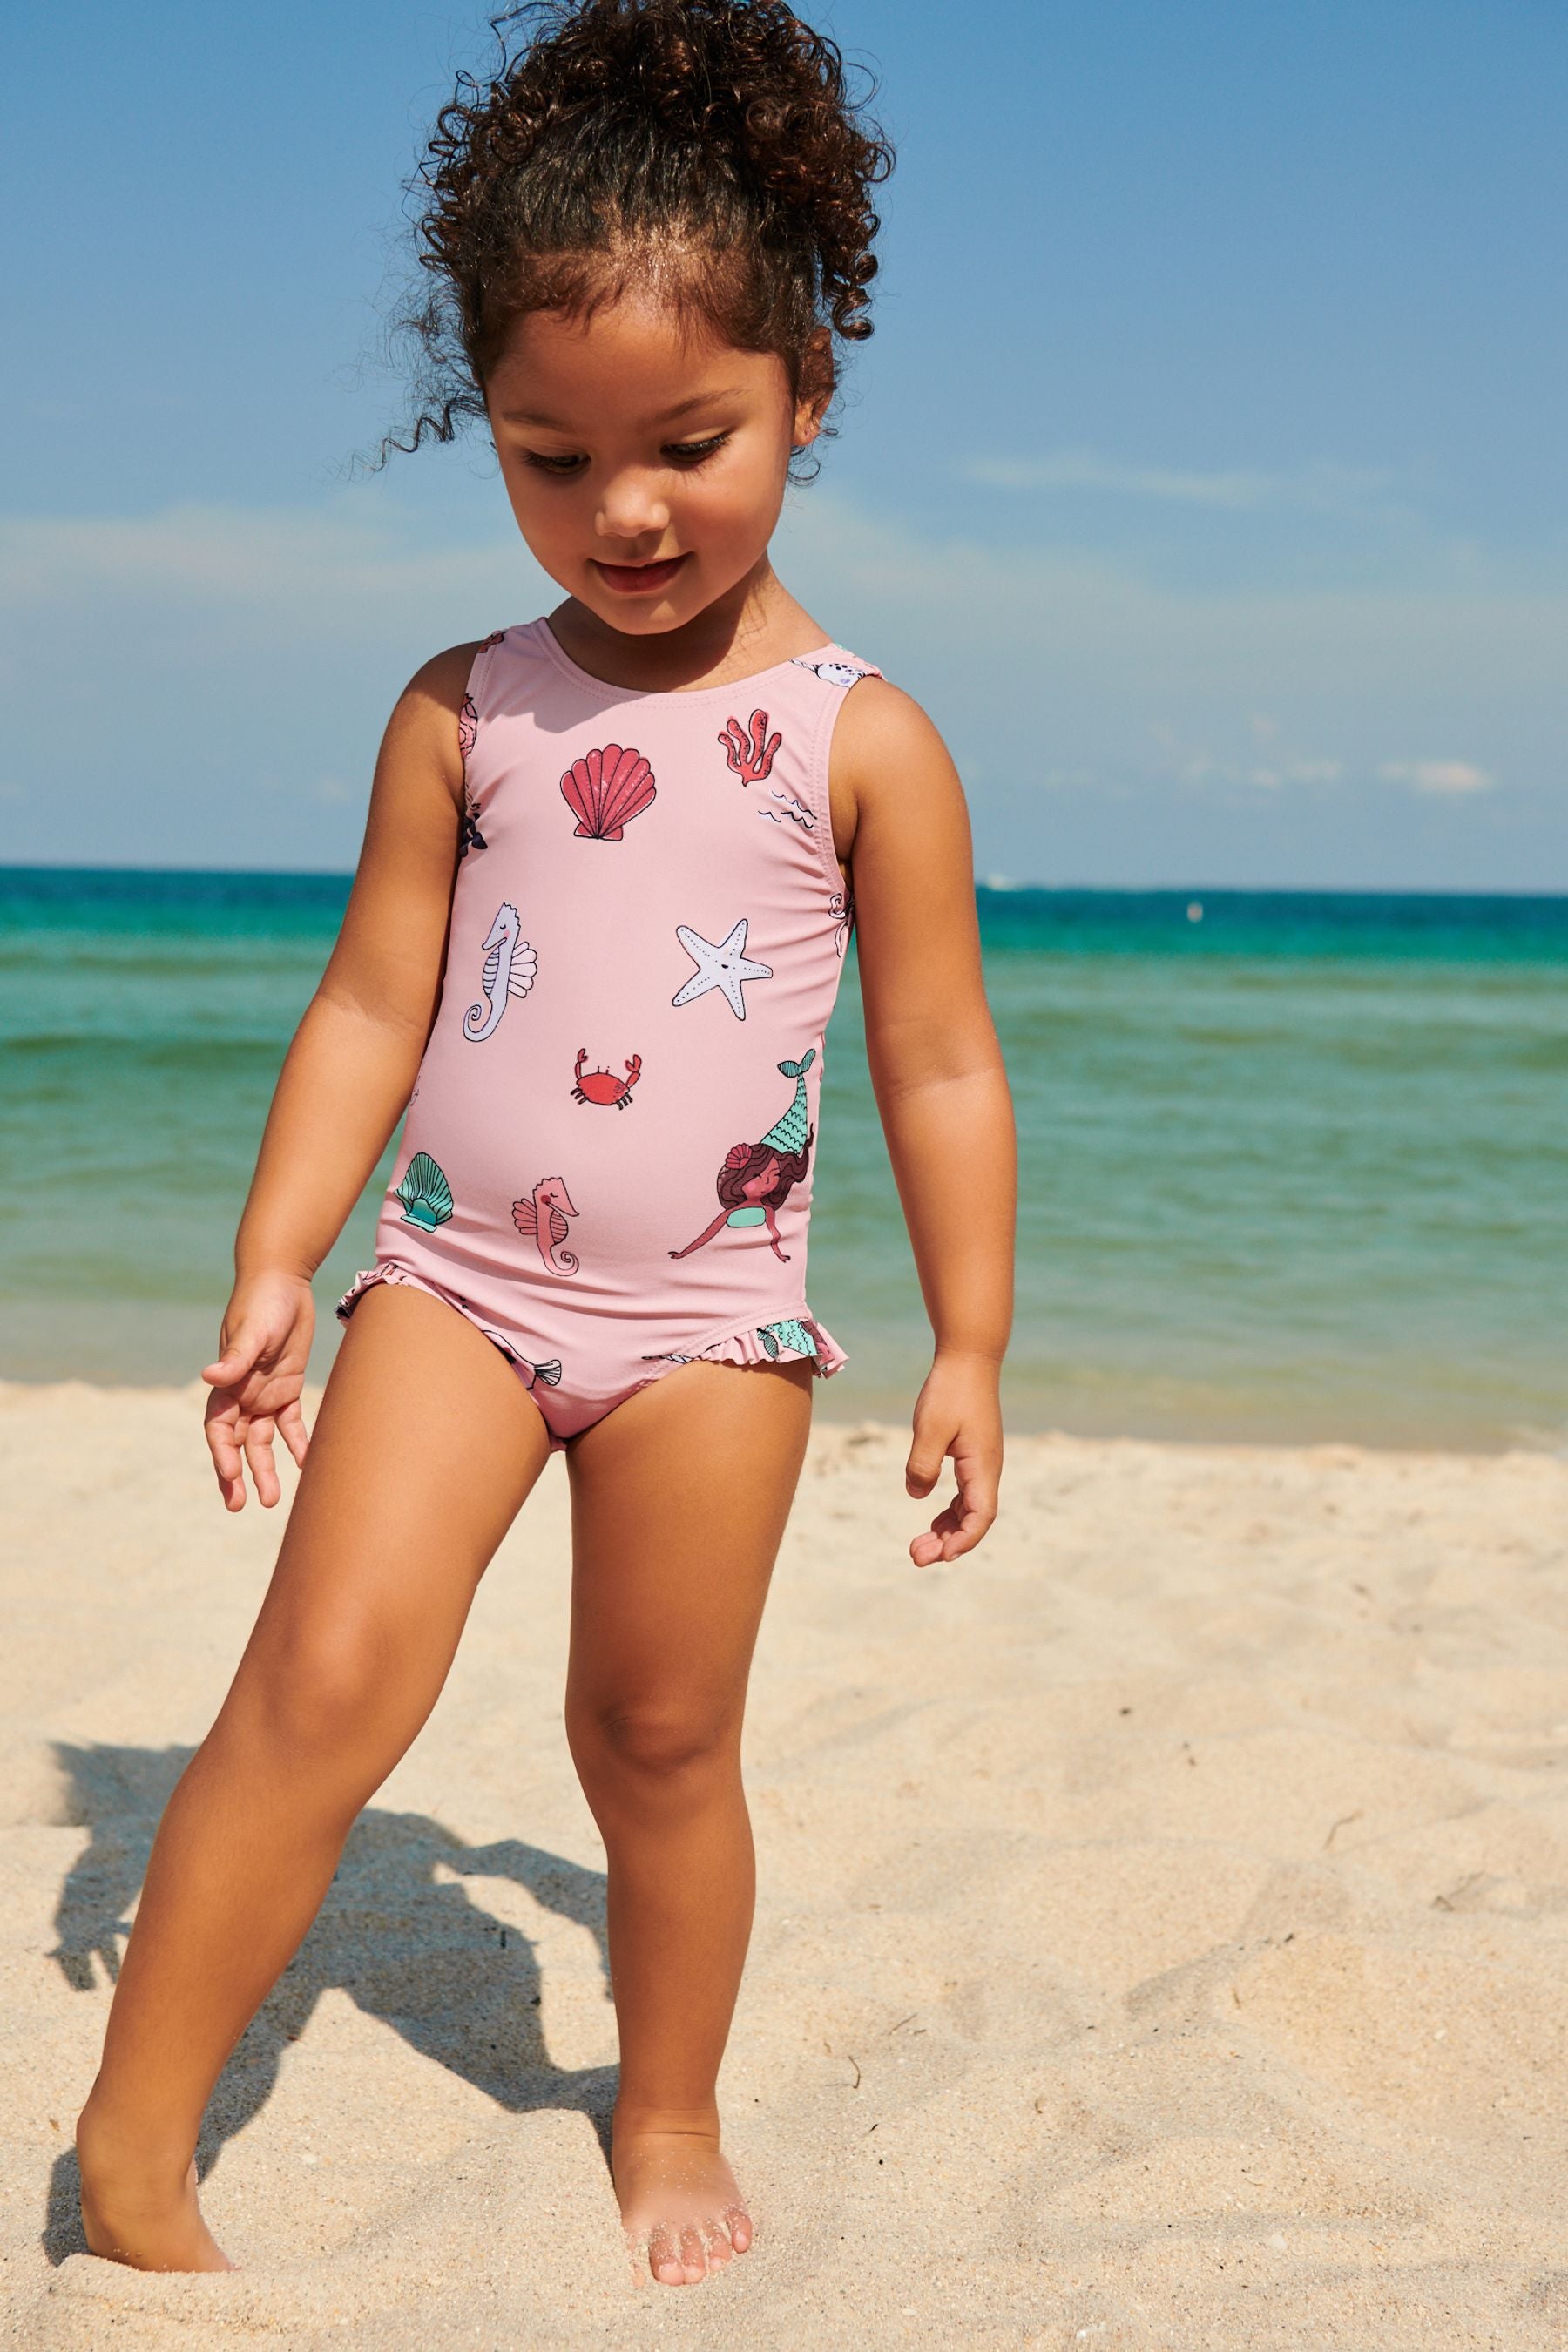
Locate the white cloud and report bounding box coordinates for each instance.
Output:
[962,449,1389,513]
[1378,760,1496,796]
[0,497,539,634]
[0,485,1558,880]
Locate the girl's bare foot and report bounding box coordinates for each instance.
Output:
[612,2125,754,2287]
[77,2107,234,2273]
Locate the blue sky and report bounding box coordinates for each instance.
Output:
[3,0,1564,884]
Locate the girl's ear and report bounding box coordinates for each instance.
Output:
[793,326,835,448]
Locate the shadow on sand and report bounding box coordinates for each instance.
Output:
[42,1739,614,2264]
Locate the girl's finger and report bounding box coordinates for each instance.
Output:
[242,1416,282,1510]
[203,1409,248,1511]
[276,1397,311,1469]
[905,1424,956,1495]
[910,1450,998,1564]
[201,1328,265,1388]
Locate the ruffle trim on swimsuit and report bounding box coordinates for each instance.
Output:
[688,1315,848,1379]
[335,1263,416,1323]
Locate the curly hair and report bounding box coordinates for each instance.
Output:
[375,0,894,476]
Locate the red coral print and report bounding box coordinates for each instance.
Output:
[718,711,781,785]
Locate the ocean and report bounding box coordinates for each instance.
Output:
[3,868,1565,1450]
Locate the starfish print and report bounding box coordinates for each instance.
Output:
[671,917,774,1021]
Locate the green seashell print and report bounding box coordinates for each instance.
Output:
[395,1151,455,1232]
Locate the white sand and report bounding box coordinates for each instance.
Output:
[3,1379,1567,2349]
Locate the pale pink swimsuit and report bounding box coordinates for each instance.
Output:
[337,617,882,1450]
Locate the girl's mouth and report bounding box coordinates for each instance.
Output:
[592,552,690,597]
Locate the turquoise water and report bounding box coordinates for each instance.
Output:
[3,868,1566,1448]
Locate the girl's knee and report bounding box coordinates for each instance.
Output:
[228,1619,409,1764]
[566,1693,740,1793]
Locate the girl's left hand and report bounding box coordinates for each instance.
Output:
[903,1351,1003,1564]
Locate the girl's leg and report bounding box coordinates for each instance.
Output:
[562,1355,815,2288]
[76,1282,553,2271]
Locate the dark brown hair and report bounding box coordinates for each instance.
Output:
[377,0,894,476]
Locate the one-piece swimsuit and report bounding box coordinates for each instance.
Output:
[336,615,882,1450]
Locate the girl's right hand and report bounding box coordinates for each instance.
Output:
[200,1271,316,1512]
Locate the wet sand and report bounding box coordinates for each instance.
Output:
[3,1379,1566,2349]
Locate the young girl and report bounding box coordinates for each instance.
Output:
[74,0,1015,2290]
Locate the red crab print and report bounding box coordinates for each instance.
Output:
[571,1048,643,1109]
[718,710,781,785]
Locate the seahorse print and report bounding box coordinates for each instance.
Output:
[718,711,781,785]
[463,903,538,1041]
[667,1051,816,1263]
[511,1177,580,1274]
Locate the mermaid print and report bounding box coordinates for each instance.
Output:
[758,1318,821,1359]
[668,1051,815,1263]
[718,711,781,785]
[512,1176,580,1274]
[463,903,538,1041]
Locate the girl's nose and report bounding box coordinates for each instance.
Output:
[595,472,672,545]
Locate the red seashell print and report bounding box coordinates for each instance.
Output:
[559,744,657,841]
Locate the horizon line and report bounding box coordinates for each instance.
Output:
[3,862,1568,903]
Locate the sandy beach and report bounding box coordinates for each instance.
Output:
[3,1378,1567,2349]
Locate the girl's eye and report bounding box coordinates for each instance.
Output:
[519,433,729,476]
[665,433,729,466]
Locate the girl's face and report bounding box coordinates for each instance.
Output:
[485,294,824,637]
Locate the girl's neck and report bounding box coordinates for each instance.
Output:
[545,558,831,696]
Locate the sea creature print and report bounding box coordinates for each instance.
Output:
[758,1319,821,1360]
[395,1151,455,1233]
[512,1176,580,1274]
[671,916,774,1020]
[759,789,814,830]
[791,657,873,688]
[668,1051,816,1263]
[560,744,657,841]
[829,884,855,957]
[463,903,538,1041]
[572,1048,642,1108]
[457,783,487,860]
[718,710,781,785]
[473,1319,564,1391]
[456,692,487,860]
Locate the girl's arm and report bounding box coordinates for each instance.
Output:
[831,681,1017,1565]
[199,644,477,1511]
